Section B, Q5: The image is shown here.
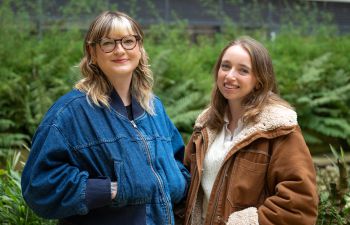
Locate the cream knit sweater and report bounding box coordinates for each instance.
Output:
[201,117,243,217]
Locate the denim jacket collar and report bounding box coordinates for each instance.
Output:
[110,90,144,119]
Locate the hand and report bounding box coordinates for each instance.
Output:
[111,182,117,200]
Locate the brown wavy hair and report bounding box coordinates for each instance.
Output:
[206,36,292,131]
[75,11,154,114]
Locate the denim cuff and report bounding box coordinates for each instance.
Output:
[86,177,111,210]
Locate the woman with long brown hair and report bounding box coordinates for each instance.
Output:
[183,36,318,225]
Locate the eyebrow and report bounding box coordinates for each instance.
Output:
[221,60,251,70]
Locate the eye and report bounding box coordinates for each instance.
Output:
[122,36,136,45]
[123,39,134,44]
[239,67,250,75]
[220,63,231,71]
[100,39,114,47]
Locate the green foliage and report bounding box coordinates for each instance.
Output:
[147,24,221,141]
[0,0,82,162]
[316,146,350,224]
[0,151,56,225]
[0,119,29,165]
[268,35,350,150]
[1,0,350,153]
[59,0,117,17]
[0,1,349,223]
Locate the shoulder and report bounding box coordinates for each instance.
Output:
[40,89,90,126]
[256,103,298,130]
[193,108,210,129]
[152,95,164,108]
[238,103,299,144]
[151,95,168,116]
[53,89,86,107]
[230,104,298,144]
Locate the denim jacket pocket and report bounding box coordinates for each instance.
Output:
[113,160,158,206]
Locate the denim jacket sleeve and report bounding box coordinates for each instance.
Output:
[172,125,191,200]
[21,124,110,219]
[163,108,191,203]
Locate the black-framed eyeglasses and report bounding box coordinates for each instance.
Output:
[91,35,141,53]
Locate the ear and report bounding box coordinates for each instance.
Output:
[255,82,261,90]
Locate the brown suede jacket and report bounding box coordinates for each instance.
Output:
[183,104,318,225]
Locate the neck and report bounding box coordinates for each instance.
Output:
[110,75,132,106]
[227,101,244,132]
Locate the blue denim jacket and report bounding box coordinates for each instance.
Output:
[21,89,190,225]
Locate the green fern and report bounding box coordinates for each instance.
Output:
[285,53,350,147]
[161,80,210,142]
[151,45,212,142]
[0,151,56,225]
[166,92,206,141]
[0,1,81,163]
[0,119,29,163]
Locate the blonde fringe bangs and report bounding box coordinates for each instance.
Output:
[110,16,134,37]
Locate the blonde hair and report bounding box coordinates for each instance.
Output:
[75,11,154,114]
[206,36,292,131]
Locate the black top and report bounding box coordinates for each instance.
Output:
[125,104,133,120]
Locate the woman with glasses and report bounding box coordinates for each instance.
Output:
[21,11,190,225]
[183,36,318,225]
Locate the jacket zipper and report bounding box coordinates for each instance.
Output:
[130,120,172,225]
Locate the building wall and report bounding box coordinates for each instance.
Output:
[34,0,350,34]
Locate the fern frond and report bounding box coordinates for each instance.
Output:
[310,84,350,107]
[0,133,29,148]
[0,120,15,131]
[298,53,331,88]
[302,132,323,145]
[306,117,350,139]
[172,110,202,127]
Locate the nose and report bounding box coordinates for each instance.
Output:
[113,41,125,53]
[226,68,237,79]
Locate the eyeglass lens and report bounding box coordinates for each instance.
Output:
[100,35,138,53]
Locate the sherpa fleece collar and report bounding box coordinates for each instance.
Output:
[194,104,298,150]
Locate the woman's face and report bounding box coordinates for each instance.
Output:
[217,44,257,106]
[93,29,141,81]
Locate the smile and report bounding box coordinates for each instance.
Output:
[224,83,239,89]
[112,59,128,63]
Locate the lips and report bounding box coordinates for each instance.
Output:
[224,83,240,89]
[112,58,128,63]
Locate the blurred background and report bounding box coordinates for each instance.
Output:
[0,0,350,224]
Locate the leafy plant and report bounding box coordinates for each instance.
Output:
[0,0,82,162]
[0,150,56,225]
[316,146,350,224]
[278,51,350,151]
[147,26,218,141]
[0,0,350,224]
[0,119,29,167]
